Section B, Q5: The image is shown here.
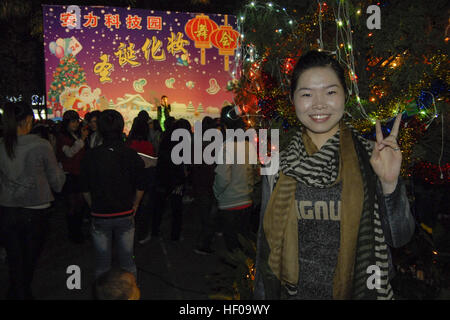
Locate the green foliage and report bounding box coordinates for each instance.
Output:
[391,221,450,300]
[208,234,257,300]
[236,2,314,89]
[411,107,450,164]
[268,117,299,151]
[348,0,448,101]
[235,0,448,122]
[0,2,43,103]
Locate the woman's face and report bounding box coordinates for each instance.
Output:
[89,117,97,131]
[68,119,80,132]
[292,66,345,140]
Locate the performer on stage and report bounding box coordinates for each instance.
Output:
[157,95,171,132]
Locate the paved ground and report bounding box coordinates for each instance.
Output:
[2,195,448,301]
[0,195,235,300]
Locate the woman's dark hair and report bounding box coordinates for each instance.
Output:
[174,118,192,132]
[1,101,34,159]
[97,110,124,142]
[87,110,101,122]
[289,50,347,101]
[61,110,80,136]
[220,105,245,130]
[151,119,162,132]
[30,122,50,141]
[128,117,149,141]
[201,116,215,134]
[164,116,176,132]
[137,110,150,123]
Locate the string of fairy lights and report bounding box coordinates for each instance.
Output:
[233,1,300,80]
[230,0,446,181]
[231,1,300,125]
[323,0,442,134]
[234,0,442,124]
[225,2,446,295]
[329,0,369,119]
[234,1,299,65]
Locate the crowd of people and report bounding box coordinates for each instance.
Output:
[0,98,260,300]
[0,50,415,301]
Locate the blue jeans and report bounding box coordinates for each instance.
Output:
[90,215,136,279]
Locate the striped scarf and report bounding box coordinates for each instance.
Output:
[274,122,393,299]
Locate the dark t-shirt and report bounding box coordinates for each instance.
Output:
[80,141,146,215]
[290,181,342,300]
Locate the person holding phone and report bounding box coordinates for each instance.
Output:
[55,110,89,244]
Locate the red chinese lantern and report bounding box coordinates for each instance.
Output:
[210,15,240,71]
[185,14,218,65]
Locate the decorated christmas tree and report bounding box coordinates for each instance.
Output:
[186,101,195,113]
[232,0,448,176]
[48,54,87,104]
[197,102,204,113]
[208,234,257,300]
[224,0,449,299]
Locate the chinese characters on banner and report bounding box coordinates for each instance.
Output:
[43,5,240,131]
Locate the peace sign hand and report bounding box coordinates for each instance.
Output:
[369,113,403,195]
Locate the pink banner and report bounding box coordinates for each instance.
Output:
[43,5,240,130]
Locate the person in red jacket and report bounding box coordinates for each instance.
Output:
[127,117,155,158]
[126,117,156,244]
[55,110,88,244]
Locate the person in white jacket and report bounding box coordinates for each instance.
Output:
[213,105,259,252]
[0,101,66,299]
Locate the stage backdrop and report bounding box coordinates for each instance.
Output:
[43,5,240,131]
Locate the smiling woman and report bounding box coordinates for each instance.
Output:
[254,50,416,300]
[289,51,348,152]
[292,67,346,150]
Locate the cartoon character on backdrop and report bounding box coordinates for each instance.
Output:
[59,85,101,118]
[53,102,64,118]
[59,87,78,111]
[72,85,101,118]
[49,97,64,118]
